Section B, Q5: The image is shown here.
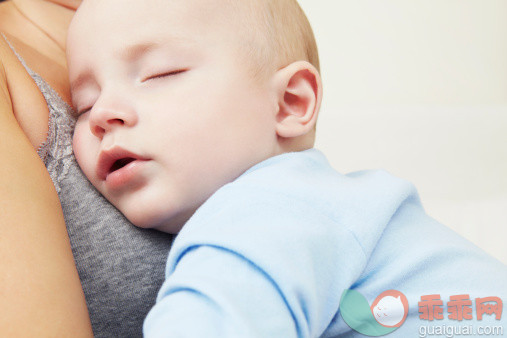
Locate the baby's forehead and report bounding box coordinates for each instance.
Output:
[67,1,267,78]
[75,0,248,26]
[71,0,269,58]
[71,0,255,44]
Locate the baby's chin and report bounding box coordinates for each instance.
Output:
[124,204,198,234]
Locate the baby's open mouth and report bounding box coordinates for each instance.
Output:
[96,146,150,181]
[109,158,136,174]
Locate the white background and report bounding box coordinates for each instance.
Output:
[298,0,507,264]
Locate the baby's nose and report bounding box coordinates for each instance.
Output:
[91,115,125,138]
[87,98,138,138]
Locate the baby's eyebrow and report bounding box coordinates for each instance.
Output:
[119,42,161,62]
[118,36,196,62]
[117,35,196,62]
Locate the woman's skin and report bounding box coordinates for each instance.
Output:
[0,0,93,335]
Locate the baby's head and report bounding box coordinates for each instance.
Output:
[67,0,322,233]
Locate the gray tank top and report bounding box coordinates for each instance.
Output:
[4,36,173,337]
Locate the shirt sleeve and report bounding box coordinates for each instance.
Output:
[143,245,299,338]
[142,154,416,338]
[143,195,368,338]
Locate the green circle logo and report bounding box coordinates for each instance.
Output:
[340,289,409,336]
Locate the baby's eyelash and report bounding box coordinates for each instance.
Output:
[143,69,187,82]
[75,107,91,118]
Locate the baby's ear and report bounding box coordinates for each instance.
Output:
[272,61,322,139]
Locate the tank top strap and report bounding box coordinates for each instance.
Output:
[1,32,75,184]
[1,33,39,77]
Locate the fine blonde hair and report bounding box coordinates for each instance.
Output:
[226,0,320,79]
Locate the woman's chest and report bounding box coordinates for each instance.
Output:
[0,35,71,150]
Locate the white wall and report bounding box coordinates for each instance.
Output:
[298,0,507,264]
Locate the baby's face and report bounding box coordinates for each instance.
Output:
[68,0,279,233]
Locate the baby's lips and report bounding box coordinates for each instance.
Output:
[96,145,149,180]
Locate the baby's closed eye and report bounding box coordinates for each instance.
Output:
[141,68,188,82]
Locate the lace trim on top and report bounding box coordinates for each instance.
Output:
[2,33,77,193]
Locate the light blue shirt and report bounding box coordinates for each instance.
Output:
[144,149,507,337]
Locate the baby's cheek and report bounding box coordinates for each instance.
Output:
[72,120,97,180]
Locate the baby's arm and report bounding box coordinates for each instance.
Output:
[145,246,299,337]
[144,188,363,338]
